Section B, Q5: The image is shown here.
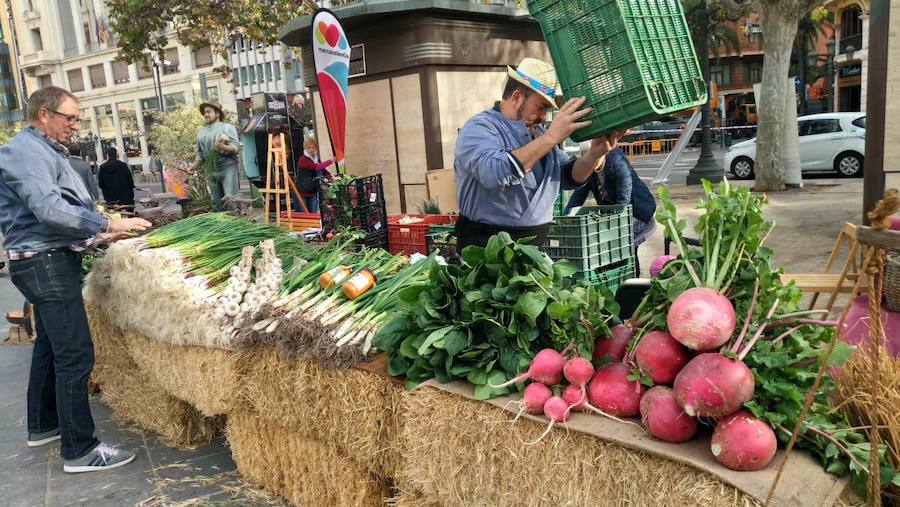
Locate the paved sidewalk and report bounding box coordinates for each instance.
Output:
[0,345,285,507]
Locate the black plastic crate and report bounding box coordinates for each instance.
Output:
[321,201,388,236]
[359,229,389,251]
[319,174,385,209]
[425,230,459,262]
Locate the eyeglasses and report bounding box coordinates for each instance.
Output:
[47,109,82,125]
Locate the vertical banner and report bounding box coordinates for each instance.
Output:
[312,9,350,173]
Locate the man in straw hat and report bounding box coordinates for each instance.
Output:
[454,57,627,249]
[191,99,240,211]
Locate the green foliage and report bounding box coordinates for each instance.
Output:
[146,106,211,206]
[0,122,23,146]
[681,0,746,61]
[373,233,619,399]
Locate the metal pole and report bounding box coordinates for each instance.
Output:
[686,0,724,185]
[153,61,165,192]
[862,0,888,224]
[826,41,835,113]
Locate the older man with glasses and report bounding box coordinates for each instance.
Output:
[0,86,151,473]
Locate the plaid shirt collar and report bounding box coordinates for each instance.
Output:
[26,125,70,157]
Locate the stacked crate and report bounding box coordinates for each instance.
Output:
[319,175,388,250]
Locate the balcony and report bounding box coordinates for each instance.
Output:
[840,34,863,53]
[23,7,40,20]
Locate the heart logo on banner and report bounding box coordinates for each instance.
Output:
[324,24,341,47]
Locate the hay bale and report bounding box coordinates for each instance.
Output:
[399,386,766,507]
[387,488,441,507]
[834,346,900,500]
[122,332,242,417]
[87,305,221,448]
[238,349,404,479]
[227,410,390,506]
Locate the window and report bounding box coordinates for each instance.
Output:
[163,92,185,112]
[274,63,282,81]
[38,74,52,88]
[136,61,152,80]
[710,64,731,86]
[193,46,213,68]
[852,116,866,129]
[117,101,141,157]
[841,7,863,53]
[800,119,841,136]
[248,65,256,84]
[88,63,106,88]
[257,64,264,83]
[140,96,160,129]
[264,62,272,82]
[67,68,85,92]
[349,44,366,77]
[82,23,91,45]
[745,62,762,84]
[207,86,219,99]
[162,48,180,75]
[240,67,248,86]
[31,28,42,51]
[112,60,129,84]
[94,105,115,144]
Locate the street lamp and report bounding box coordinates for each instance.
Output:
[686,0,724,185]
[150,55,171,192]
[807,50,819,112]
[826,39,836,112]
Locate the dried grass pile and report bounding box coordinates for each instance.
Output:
[398,385,762,507]
[123,331,243,417]
[387,488,440,507]
[238,349,404,478]
[834,346,900,501]
[87,305,221,448]
[227,409,391,506]
[84,241,228,348]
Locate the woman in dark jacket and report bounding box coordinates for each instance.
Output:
[294,137,333,213]
[565,147,657,274]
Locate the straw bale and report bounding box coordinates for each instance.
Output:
[834,346,900,502]
[122,331,243,417]
[399,385,768,507]
[238,349,404,478]
[227,409,391,506]
[87,304,221,448]
[386,488,441,507]
[84,242,229,349]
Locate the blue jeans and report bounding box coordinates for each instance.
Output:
[291,194,319,213]
[208,163,238,212]
[9,249,99,460]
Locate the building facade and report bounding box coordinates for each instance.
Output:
[228,37,304,121]
[0,0,24,125]
[826,0,868,112]
[9,0,236,169]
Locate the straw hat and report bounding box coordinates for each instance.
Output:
[198,99,225,121]
[507,57,561,108]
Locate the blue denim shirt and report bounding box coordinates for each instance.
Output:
[454,104,578,227]
[0,127,105,253]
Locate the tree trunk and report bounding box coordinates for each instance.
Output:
[755,7,803,191]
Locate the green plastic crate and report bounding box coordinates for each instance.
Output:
[527,0,707,141]
[428,223,456,236]
[596,258,636,294]
[546,205,634,271]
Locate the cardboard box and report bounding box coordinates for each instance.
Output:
[426,169,458,214]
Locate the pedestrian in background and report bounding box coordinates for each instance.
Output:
[98,147,135,211]
[0,85,151,473]
[191,99,239,211]
[67,143,99,201]
[295,137,333,213]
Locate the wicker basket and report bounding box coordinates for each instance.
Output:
[886,250,900,312]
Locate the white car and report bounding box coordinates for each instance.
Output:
[725,112,866,179]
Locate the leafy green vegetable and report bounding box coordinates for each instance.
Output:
[373,232,618,399]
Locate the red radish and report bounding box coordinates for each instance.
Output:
[673,353,755,418]
[528,396,571,444]
[562,385,586,411]
[522,383,552,415]
[587,363,647,417]
[640,386,698,443]
[490,349,565,388]
[562,356,595,413]
[711,411,777,471]
[634,331,691,384]
[593,324,633,363]
[667,287,737,351]
[650,255,677,277]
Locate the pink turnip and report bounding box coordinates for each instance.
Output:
[528,396,571,444]
[667,287,737,351]
[640,386,698,443]
[673,353,755,418]
[562,384,586,411]
[490,348,565,388]
[587,363,647,417]
[593,324,633,363]
[522,383,552,415]
[711,411,777,471]
[634,331,691,385]
[650,255,677,277]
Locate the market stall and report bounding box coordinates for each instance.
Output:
[77,181,900,506]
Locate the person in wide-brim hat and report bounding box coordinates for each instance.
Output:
[450,56,629,252]
[198,99,225,121]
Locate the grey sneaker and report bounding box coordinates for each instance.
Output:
[27,429,60,447]
[63,443,136,473]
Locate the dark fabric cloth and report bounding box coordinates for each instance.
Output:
[67,156,99,201]
[598,149,656,223]
[564,171,603,213]
[455,215,550,252]
[295,155,332,196]
[10,249,100,460]
[97,159,135,206]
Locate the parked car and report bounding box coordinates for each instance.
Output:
[724,112,866,179]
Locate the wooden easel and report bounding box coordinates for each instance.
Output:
[262,132,307,227]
